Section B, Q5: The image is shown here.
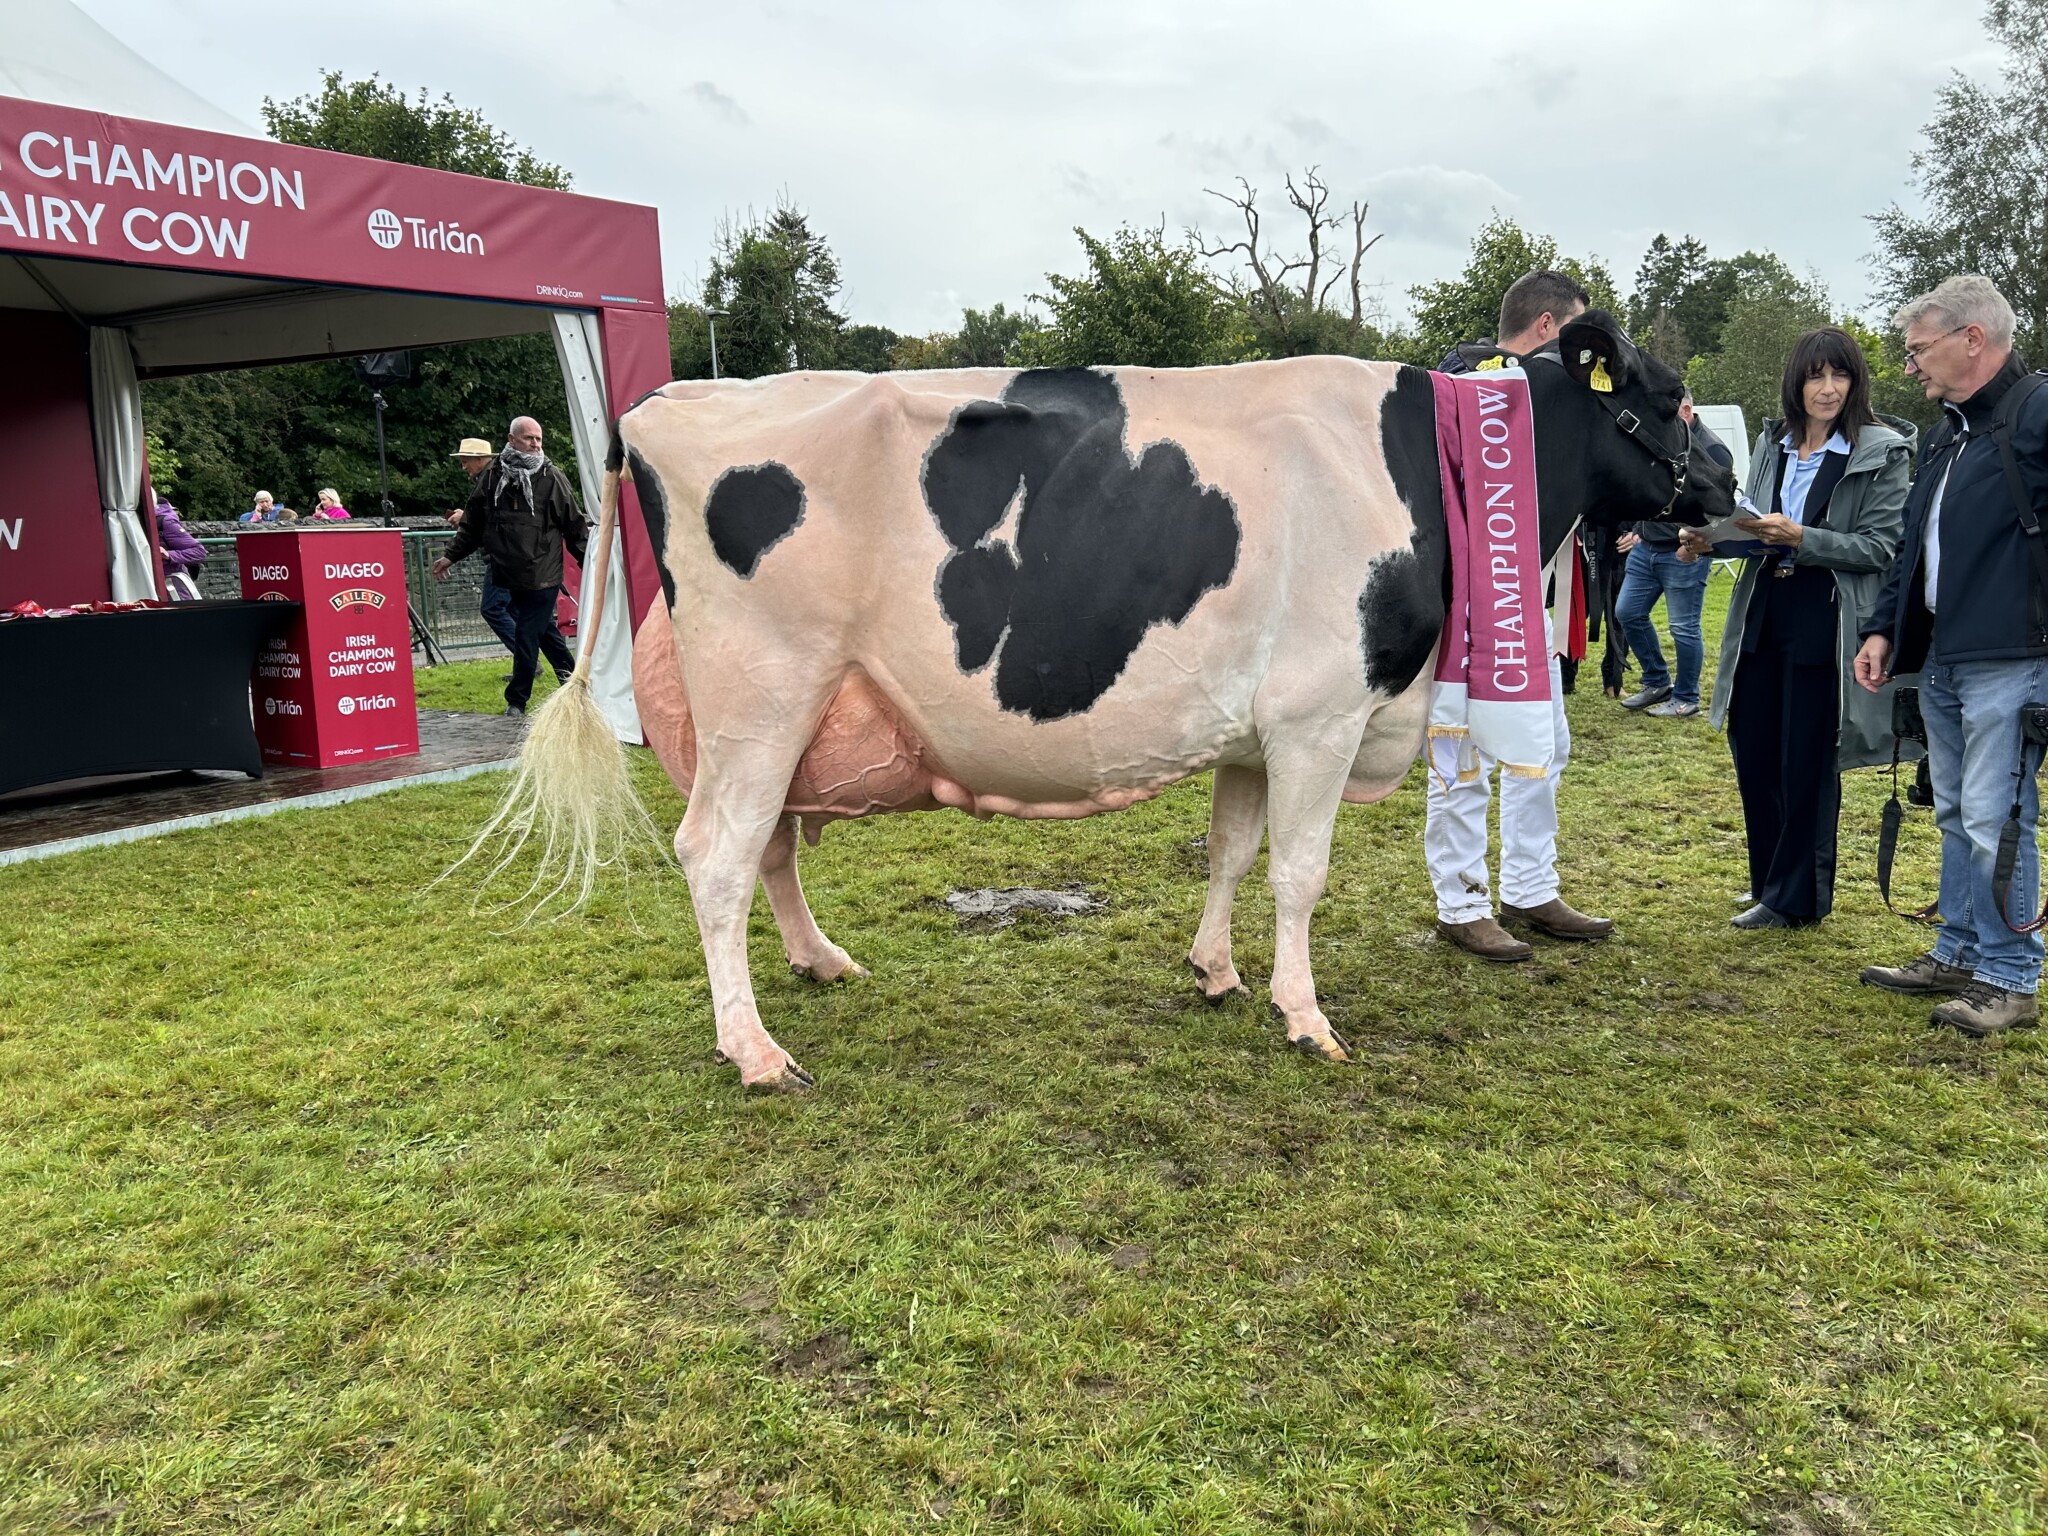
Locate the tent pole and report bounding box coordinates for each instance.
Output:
[371,386,443,667]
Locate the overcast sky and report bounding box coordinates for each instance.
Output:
[80,0,1999,336]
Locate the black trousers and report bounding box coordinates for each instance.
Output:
[1727,636,1842,922]
[505,587,577,710]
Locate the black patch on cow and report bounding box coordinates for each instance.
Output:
[705,461,806,579]
[605,426,625,474]
[1359,365,1449,694]
[920,368,1240,722]
[625,445,676,611]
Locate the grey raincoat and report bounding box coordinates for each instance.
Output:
[1705,413,1918,771]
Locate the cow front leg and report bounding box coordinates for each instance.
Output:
[1260,744,1355,1063]
[676,757,816,1093]
[759,814,867,982]
[1188,764,1266,1001]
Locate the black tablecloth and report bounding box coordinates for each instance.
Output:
[0,601,302,797]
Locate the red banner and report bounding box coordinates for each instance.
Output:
[240,528,419,768]
[0,95,662,312]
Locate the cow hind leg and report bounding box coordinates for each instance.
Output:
[1187,764,1266,1001]
[759,814,867,982]
[1260,738,1356,1063]
[676,742,820,1093]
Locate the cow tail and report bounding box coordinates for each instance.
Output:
[442,424,662,921]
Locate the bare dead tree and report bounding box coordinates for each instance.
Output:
[1349,200,1374,327]
[1196,167,1385,353]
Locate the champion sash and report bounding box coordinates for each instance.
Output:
[1427,367,1554,781]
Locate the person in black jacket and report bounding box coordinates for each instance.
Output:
[1855,276,2048,1037]
[433,416,589,716]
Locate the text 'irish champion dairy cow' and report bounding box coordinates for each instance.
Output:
[480,312,1732,1090]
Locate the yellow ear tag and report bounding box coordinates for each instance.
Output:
[1589,357,1614,393]
[1474,354,1506,371]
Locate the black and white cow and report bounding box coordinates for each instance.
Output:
[489,311,1731,1088]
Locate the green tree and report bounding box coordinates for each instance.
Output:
[880,306,1042,370]
[1028,224,1257,369]
[1871,0,2048,360]
[145,75,577,518]
[954,303,1042,366]
[1628,234,1731,367]
[260,72,569,188]
[702,203,848,377]
[1408,214,1618,364]
[887,332,960,369]
[668,300,715,380]
[1836,317,1942,434]
[1683,261,1830,437]
[837,324,902,373]
[143,429,182,502]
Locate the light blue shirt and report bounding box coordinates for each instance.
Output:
[1777,430,1851,526]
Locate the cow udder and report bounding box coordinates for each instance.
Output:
[631,609,944,833]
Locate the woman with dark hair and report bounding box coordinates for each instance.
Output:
[1691,326,1917,928]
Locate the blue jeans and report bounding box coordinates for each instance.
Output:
[1616,544,1711,703]
[1923,656,2046,993]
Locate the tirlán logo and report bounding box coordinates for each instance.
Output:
[337,696,356,716]
[367,208,403,250]
[329,588,387,613]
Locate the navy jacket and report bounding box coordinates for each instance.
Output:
[1862,355,2048,671]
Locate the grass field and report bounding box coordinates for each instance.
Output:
[3,572,2044,1534]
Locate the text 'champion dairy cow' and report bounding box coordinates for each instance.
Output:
[477,311,1732,1089]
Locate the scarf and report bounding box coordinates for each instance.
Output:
[1426,366,1556,783]
[497,445,547,511]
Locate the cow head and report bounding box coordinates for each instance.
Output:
[1548,310,1733,529]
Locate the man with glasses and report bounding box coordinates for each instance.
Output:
[1855,275,2048,1037]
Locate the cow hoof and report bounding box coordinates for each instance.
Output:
[746,1063,817,1094]
[713,1050,817,1092]
[1188,957,1247,1003]
[1287,1027,1353,1064]
[790,957,869,983]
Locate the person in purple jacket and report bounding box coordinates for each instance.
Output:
[153,499,207,600]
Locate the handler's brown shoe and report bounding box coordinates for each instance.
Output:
[1859,952,1973,996]
[1436,916,1533,964]
[1501,898,1614,942]
[1931,982,2039,1038]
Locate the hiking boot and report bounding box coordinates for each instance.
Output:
[1646,698,1700,718]
[1436,916,1533,964]
[1621,683,1672,711]
[1501,898,1614,942]
[503,704,525,717]
[1859,953,1973,996]
[1931,982,2040,1038]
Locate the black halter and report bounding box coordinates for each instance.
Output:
[1591,387,1693,517]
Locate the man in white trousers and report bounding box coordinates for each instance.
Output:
[1427,270,1616,962]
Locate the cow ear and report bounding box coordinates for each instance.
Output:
[1560,310,1633,393]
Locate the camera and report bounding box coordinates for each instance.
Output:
[1893,686,1926,746]
[2024,702,2048,750]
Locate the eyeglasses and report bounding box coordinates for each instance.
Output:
[1903,325,1969,370]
